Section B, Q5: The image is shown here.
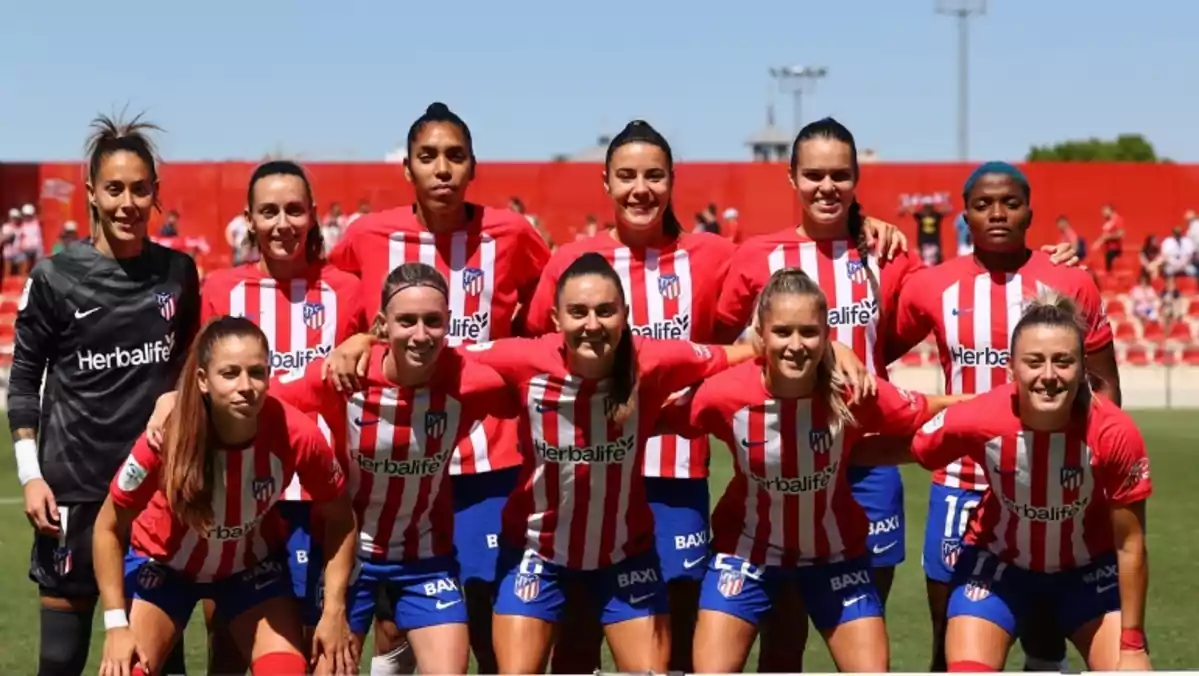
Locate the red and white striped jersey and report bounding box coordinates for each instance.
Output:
[110,397,345,582]
[716,228,923,377]
[911,384,1151,572]
[273,345,518,562]
[524,232,736,479]
[329,205,551,475]
[201,262,365,500]
[467,334,729,569]
[893,252,1114,490]
[661,360,932,566]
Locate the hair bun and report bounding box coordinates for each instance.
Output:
[426,102,451,115]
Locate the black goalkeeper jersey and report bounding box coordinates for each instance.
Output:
[7,240,200,502]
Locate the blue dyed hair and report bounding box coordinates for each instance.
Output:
[962,161,1031,202]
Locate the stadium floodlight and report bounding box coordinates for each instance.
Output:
[768,65,829,135]
[936,0,987,161]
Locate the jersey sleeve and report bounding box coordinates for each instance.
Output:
[654,382,710,439]
[643,339,730,395]
[462,362,522,421]
[886,266,936,362]
[109,437,163,511]
[714,246,766,340]
[290,416,346,502]
[171,257,203,378]
[509,222,554,336]
[1093,413,1152,506]
[199,277,222,325]
[852,381,931,437]
[461,337,534,384]
[909,404,975,471]
[1072,273,1115,352]
[270,363,328,414]
[7,263,60,432]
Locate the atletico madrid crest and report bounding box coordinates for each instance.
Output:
[137,563,165,590]
[658,274,681,299]
[462,267,485,297]
[425,411,447,439]
[514,572,540,602]
[942,538,962,568]
[303,301,326,330]
[717,569,745,598]
[156,291,176,321]
[964,579,991,601]
[1060,466,1083,491]
[53,547,72,577]
[252,476,276,503]
[809,429,833,454]
[846,259,869,284]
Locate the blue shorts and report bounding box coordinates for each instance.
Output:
[494,548,670,625]
[452,467,519,584]
[848,464,905,567]
[125,552,291,625]
[947,547,1120,637]
[922,483,984,583]
[645,477,711,583]
[699,553,884,631]
[278,501,325,625]
[348,556,467,634]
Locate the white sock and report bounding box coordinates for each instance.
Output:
[370,642,416,676]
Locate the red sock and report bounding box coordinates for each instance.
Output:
[131,667,148,676]
[949,659,999,672]
[250,651,308,675]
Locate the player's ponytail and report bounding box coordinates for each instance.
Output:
[755,267,856,435]
[162,317,271,534]
[83,112,163,233]
[556,252,638,425]
[605,120,682,239]
[372,263,450,340]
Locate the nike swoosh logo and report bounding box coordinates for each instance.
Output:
[535,403,557,413]
[628,593,656,604]
[74,307,101,319]
[355,418,379,426]
[1096,582,1118,594]
[842,594,867,607]
[741,438,766,447]
[683,556,706,569]
[435,599,462,610]
[872,542,898,555]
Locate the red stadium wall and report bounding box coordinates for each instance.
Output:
[3,161,1197,267]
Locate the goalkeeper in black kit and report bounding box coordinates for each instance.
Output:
[8,115,199,675]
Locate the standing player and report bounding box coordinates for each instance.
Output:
[196,159,364,671]
[714,117,926,669]
[274,262,521,673]
[467,252,755,673]
[8,114,199,676]
[524,120,899,673]
[326,102,551,674]
[93,317,358,676]
[860,293,1151,672]
[889,162,1122,671]
[660,268,963,673]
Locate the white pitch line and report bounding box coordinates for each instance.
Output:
[0,497,24,505]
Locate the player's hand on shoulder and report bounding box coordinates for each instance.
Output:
[1042,242,1080,267]
[323,332,374,393]
[863,216,908,261]
[145,391,179,451]
[22,478,59,536]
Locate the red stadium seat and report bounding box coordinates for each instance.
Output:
[1,276,26,295]
[1187,299,1199,318]
[1124,344,1150,366]
[1176,276,1198,295]
[0,353,11,369]
[1103,296,1127,321]
[1166,321,1194,342]
[1155,347,1177,366]
[1141,320,1164,342]
[1182,345,1199,365]
[1113,320,1138,342]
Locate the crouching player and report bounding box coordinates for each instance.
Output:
[93,317,359,676]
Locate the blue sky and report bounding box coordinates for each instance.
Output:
[3,0,1193,162]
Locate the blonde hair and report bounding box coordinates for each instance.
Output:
[1012,289,1097,404]
[755,267,856,435]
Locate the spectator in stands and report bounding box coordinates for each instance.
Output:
[2,208,20,275]
[1096,203,1125,271]
[158,209,180,237]
[720,207,743,243]
[904,198,947,265]
[51,221,80,254]
[225,211,252,265]
[1186,209,1199,256]
[954,211,972,257]
[695,203,720,234]
[1161,273,1183,326]
[1139,235,1164,279]
[18,203,43,275]
[576,214,600,241]
[322,202,345,251]
[1129,270,1160,323]
[1160,225,1196,278]
[1056,215,1084,261]
[346,198,370,226]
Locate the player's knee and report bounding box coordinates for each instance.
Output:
[949,659,999,672]
[39,607,91,676]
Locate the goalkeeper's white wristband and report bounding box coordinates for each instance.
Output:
[15,439,43,486]
[103,609,129,630]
